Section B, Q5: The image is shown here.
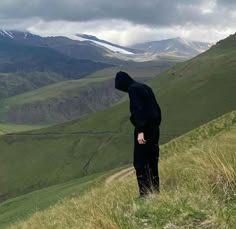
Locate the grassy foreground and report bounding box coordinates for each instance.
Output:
[0,166,130,229]
[10,111,236,228]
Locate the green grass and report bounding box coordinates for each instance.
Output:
[0,132,134,202]
[1,77,110,105]
[0,34,235,202]
[0,123,49,135]
[0,66,162,124]
[161,110,236,159]
[10,110,236,228]
[0,165,130,229]
[0,66,162,106]
[0,72,65,101]
[85,66,168,79]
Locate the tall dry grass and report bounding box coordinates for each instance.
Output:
[11,127,236,229]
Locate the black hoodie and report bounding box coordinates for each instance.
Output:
[115,71,161,133]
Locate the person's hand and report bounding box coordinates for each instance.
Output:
[137,132,147,144]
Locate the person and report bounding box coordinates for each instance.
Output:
[115,71,162,198]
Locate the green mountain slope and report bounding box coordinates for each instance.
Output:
[9,110,236,229]
[0,66,161,124]
[0,169,123,229]
[0,72,65,101]
[0,123,48,135]
[0,77,123,124]
[0,33,235,202]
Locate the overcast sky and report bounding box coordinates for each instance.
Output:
[0,0,235,45]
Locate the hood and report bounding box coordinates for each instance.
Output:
[115,71,136,92]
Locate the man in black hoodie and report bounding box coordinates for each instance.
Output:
[115,71,161,198]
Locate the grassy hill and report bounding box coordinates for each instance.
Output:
[0,64,165,103]
[0,123,48,135]
[0,77,123,124]
[0,66,162,124]
[0,72,66,101]
[9,110,236,228]
[0,33,235,202]
[85,66,168,79]
[0,168,127,229]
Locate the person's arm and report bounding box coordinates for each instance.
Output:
[128,86,147,133]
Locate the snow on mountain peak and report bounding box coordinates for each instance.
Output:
[24,32,28,39]
[177,37,192,46]
[66,34,134,55]
[0,30,14,39]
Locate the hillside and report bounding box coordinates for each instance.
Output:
[0,169,122,229]
[0,72,65,101]
[0,77,125,124]
[0,66,161,124]
[8,110,236,228]
[0,33,235,202]
[0,123,48,135]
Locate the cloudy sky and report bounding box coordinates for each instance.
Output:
[0,0,235,45]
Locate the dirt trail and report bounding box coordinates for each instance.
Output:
[105,167,135,186]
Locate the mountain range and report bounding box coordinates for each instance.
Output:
[0,30,110,77]
[0,30,211,64]
[131,37,212,57]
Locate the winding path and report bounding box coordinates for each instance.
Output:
[105,167,135,186]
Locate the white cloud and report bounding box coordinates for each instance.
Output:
[27,19,234,46]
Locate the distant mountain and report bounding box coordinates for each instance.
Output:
[46,34,184,65]
[76,34,138,54]
[1,30,210,63]
[60,34,194,63]
[130,37,212,57]
[0,30,110,77]
[0,30,191,64]
[0,30,45,46]
[0,30,136,55]
[45,35,129,65]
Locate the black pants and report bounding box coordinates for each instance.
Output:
[133,125,160,196]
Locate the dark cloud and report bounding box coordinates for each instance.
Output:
[217,0,236,6]
[0,0,235,27]
[0,0,235,45]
